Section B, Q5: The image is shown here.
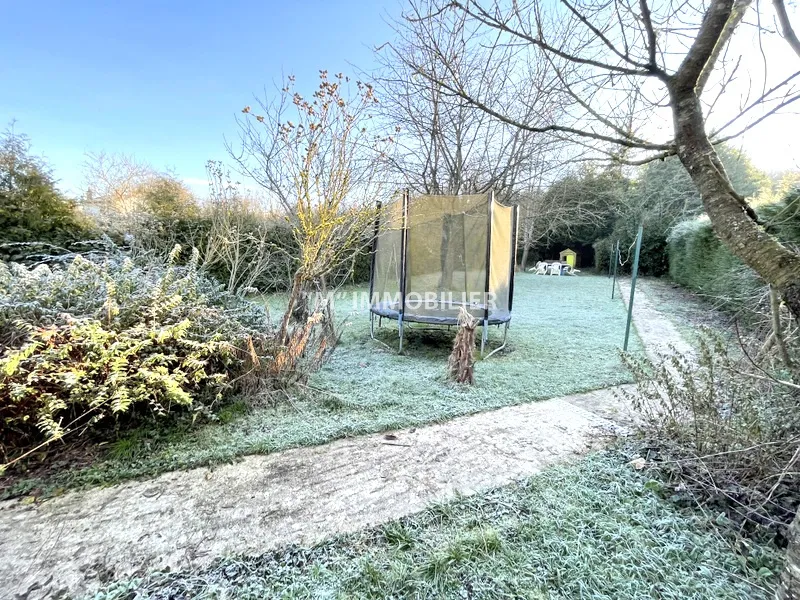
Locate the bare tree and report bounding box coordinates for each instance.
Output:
[400,0,800,318]
[231,71,391,355]
[398,5,800,584]
[82,152,156,228]
[374,6,562,197]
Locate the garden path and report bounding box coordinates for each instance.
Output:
[0,278,686,600]
[618,278,695,361]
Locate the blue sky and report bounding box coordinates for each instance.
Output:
[3,0,798,197]
[1,0,397,195]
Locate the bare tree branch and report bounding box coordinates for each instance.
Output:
[773,0,800,58]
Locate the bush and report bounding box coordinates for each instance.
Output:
[667,216,766,318]
[762,186,800,248]
[122,162,375,294]
[0,129,95,254]
[136,211,299,294]
[0,247,270,345]
[0,246,274,464]
[664,184,800,320]
[594,225,670,277]
[136,210,372,293]
[349,248,372,284]
[592,147,770,278]
[622,331,800,539]
[1,318,232,456]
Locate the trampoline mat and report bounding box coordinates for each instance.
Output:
[370,300,511,326]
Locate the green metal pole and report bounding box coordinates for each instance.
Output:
[611,240,619,299]
[623,225,643,351]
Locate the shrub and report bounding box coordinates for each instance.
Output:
[593,147,770,278]
[0,318,232,456]
[0,247,270,346]
[0,129,95,254]
[140,176,199,221]
[0,246,275,465]
[594,224,670,277]
[134,197,300,294]
[667,216,766,318]
[127,161,374,295]
[621,331,800,539]
[762,186,800,248]
[665,186,800,320]
[349,248,372,285]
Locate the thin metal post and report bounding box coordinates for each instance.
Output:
[481,191,494,356]
[508,205,519,311]
[368,200,382,307]
[368,199,382,342]
[398,190,410,353]
[611,240,619,299]
[623,225,643,352]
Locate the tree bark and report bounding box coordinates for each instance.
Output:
[669,88,800,319]
[770,286,794,369]
[520,244,530,272]
[778,508,800,600]
[279,272,306,344]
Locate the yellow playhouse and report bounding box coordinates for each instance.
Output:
[559,248,577,267]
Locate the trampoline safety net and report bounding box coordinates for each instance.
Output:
[370,191,518,326]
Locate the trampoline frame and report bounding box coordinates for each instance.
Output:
[368,190,519,357]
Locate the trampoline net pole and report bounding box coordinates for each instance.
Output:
[398,189,410,352]
[481,191,494,356]
[368,199,382,306]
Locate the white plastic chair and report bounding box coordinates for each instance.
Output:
[534,262,548,275]
[548,263,562,275]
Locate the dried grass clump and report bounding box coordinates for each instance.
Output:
[448,307,477,385]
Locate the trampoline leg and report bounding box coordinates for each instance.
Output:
[398,317,404,353]
[483,322,509,359]
[480,319,488,356]
[369,311,375,339]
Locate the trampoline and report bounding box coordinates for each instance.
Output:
[369,190,519,355]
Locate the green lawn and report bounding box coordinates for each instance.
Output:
[90,452,778,599]
[5,274,643,497]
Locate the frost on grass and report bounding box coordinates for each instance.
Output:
[6,275,644,497]
[91,453,777,599]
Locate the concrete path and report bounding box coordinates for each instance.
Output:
[0,280,686,600]
[0,387,633,600]
[618,278,695,361]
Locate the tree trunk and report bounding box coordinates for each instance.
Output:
[770,285,794,369]
[670,88,800,319]
[279,272,305,344]
[778,508,800,600]
[520,244,530,272]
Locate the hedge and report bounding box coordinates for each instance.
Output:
[666,190,800,318]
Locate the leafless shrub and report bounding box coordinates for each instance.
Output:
[199,162,295,295]
[231,71,391,378]
[622,329,800,538]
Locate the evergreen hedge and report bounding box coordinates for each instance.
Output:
[666,189,800,317]
[667,217,764,315]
